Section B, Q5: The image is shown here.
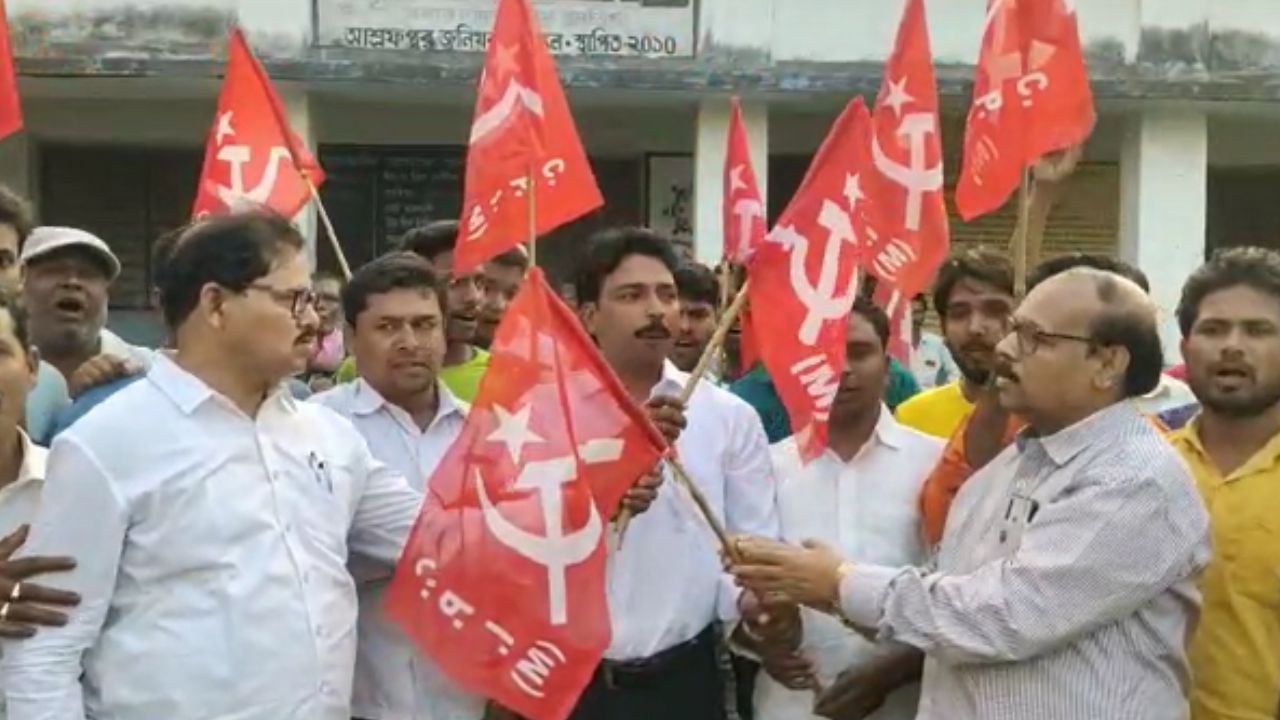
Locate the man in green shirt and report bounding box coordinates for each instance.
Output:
[730,357,920,444]
[336,221,490,402]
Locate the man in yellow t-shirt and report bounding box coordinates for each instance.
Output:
[1169,247,1280,720]
[894,248,1015,438]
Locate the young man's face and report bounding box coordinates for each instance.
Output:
[476,261,526,349]
[581,254,678,372]
[671,297,717,372]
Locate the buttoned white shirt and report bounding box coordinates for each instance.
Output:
[0,431,47,720]
[1,354,423,720]
[312,379,482,720]
[757,407,942,720]
[605,360,779,660]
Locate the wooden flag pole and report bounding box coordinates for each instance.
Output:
[526,163,538,266]
[305,175,353,282]
[666,456,741,563]
[614,279,751,545]
[1012,167,1032,297]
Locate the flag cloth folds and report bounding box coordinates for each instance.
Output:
[454,0,602,273]
[748,98,874,462]
[385,268,665,720]
[862,0,950,303]
[955,0,1095,220]
[723,98,766,265]
[0,0,23,142]
[192,28,323,219]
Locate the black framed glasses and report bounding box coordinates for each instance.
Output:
[245,283,316,319]
[1009,318,1094,356]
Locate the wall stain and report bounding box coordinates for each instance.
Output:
[11,6,1280,102]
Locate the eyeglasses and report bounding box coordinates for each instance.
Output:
[245,283,316,319]
[1009,318,1094,356]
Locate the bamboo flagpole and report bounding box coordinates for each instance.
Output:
[526,162,538,267]
[304,173,353,282]
[1011,167,1032,297]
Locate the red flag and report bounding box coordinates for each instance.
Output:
[192,29,323,219]
[955,0,1094,220]
[385,268,665,720]
[0,0,22,141]
[748,99,874,461]
[863,0,950,302]
[455,0,602,273]
[723,98,766,264]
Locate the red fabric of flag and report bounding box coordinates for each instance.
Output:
[955,0,1095,220]
[723,98,766,265]
[385,268,665,720]
[747,99,874,461]
[0,0,23,142]
[192,29,323,219]
[862,0,951,302]
[454,0,602,273]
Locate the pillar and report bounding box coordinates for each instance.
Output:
[277,82,320,269]
[693,99,769,267]
[1119,109,1207,365]
[0,133,34,208]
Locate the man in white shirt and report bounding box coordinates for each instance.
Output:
[572,227,781,720]
[757,297,942,720]
[311,252,483,720]
[0,290,81,719]
[1,211,427,720]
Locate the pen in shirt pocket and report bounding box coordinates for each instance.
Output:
[308,451,334,494]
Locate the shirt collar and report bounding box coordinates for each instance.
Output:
[822,404,906,463]
[1177,414,1280,481]
[651,359,687,398]
[351,377,466,422]
[0,430,46,500]
[149,352,297,417]
[871,404,908,450]
[1018,401,1139,467]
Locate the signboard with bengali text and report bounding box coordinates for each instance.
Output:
[316,0,695,58]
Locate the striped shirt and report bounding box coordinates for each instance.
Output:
[839,402,1211,720]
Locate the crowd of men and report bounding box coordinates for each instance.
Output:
[0,176,1274,720]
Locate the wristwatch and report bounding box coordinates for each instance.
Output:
[830,561,855,613]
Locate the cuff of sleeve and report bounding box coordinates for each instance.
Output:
[839,563,902,629]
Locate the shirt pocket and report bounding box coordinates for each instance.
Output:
[1230,518,1280,609]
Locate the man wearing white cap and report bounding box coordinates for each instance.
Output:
[19,228,149,441]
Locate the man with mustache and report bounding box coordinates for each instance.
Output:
[1169,247,1280,720]
[731,267,1210,720]
[671,263,719,375]
[894,248,1015,440]
[1,211,433,719]
[475,247,529,350]
[755,297,942,720]
[915,254,1195,547]
[570,227,782,720]
[312,252,484,720]
[336,221,490,403]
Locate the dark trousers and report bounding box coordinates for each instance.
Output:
[568,626,727,720]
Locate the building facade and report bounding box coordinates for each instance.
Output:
[4,0,1280,349]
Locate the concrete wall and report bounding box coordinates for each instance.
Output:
[6,0,1280,102]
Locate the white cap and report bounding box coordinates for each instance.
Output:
[21,226,121,280]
